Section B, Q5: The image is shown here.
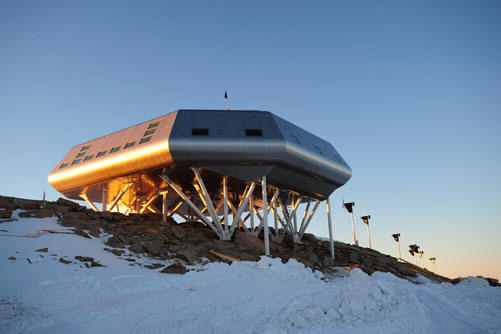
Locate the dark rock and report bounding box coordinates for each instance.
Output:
[0,196,13,210]
[62,211,90,222]
[14,198,42,210]
[0,208,12,219]
[129,242,144,254]
[99,211,113,220]
[26,258,32,264]
[56,197,83,210]
[19,209,53,218]
[193,244,208,258]
[75,256,94,262]
[106,237,125,248]
[110,249,125,256]
[171,225,187,239]
[90,260,104,267]
[147,240,164,256]
[160,263,187,274]
[145,263,164,269]
[322,256,334,268]
[176,245,199,264]
[74,229,91,239]
[8,256,16,260]
[36,247,49,252]
[47,204,70,215]
[59,257,71,264]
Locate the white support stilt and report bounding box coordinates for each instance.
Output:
[249,195,255,232]
[262,176,270,256]
[229,182,256,236]
[252,189,280,236]
[102,185,108,212]
[160,174,222,238]
[109,183,133,212]
[326,196,335,260]
[273,202,279,239]
[80,192,99,212]
[297,200,320,240]
[193,183,225,237]
[191,168,226,237]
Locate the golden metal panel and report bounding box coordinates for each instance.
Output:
[48,112,178,193]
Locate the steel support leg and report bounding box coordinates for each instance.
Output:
[80,192,99,212]
[102,185,108,212]
[160,174,222,238]
[262,176,270,256]
[161,191,168,223]
[109,183,133,212]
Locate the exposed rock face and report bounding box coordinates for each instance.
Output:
[2,194,499,286]
[160,263,187,274]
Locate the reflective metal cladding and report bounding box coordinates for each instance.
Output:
[48,109,352,201]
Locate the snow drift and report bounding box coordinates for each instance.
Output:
[0,213,500,333]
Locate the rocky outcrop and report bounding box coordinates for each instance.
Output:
[1,194,499,286]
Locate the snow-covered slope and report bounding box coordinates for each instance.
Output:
[1,214,500,333]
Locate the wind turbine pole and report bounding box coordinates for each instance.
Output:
[350,212,357,246]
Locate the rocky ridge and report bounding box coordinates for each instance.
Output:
[1,194,499,286]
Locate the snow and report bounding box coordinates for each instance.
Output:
[1,214,500,333]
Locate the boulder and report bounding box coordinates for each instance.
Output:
[160,262,187,274]
[0,208,11,219]
[176,245,198,264]
[56,198,84,210]
[147,239,164,256]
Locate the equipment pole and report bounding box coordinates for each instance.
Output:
[397,240,401,259]
[367,224,372,249]
[326,196,335,260]
[350,212,357,245]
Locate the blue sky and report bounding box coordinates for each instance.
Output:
[1,1,500,280]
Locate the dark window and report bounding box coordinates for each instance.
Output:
[71,159,82,165]
[110,146,121,153]
[96,151,107,157]
[139,136,152,144]
[143,129,156,137]
[124,141,136,149]
[192,128,209,136]
[245,129,262,136]
[148,122,160,129]
[59,163,69,169]
[84,155,94,161]
[76,152,85,158]
[80,145,91,151]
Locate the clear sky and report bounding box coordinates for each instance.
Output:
[1,1,500,280]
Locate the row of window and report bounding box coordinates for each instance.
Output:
[59,121,160,169]
[191,128,263,137]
